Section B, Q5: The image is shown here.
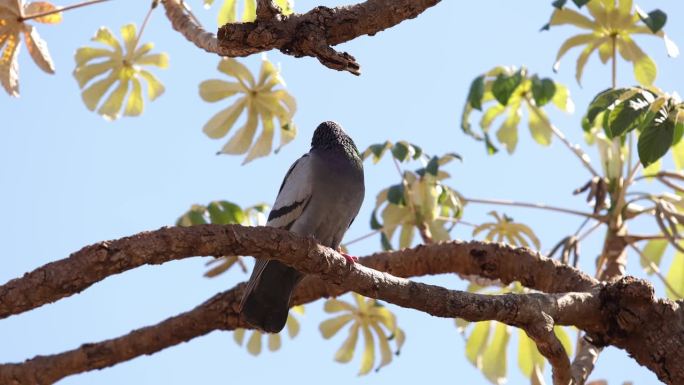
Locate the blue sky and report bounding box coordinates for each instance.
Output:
[1,0,683,384]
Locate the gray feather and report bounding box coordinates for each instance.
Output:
[240,121,365,333]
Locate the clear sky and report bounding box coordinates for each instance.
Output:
[1,0,683,384]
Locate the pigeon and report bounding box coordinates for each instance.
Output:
[239,121,365,333]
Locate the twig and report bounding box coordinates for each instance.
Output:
[629,244,682,298]
[464,197,603,220]
[525,97,600,178]
[19,0,110,21]
[129,0,159,60]
[341,230,380,247]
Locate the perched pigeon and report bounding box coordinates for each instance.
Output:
[240,121,365,333]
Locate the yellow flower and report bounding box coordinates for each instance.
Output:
[548,0,679,85]
[0,0,61,96]
[73,23,168,120]
[320,294,405,375]
[199,56,297,164]
[234,305,304,355]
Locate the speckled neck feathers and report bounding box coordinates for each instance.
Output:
[311,121,361,162]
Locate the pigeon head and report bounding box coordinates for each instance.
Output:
[311,121,360,157]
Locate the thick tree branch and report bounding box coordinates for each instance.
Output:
[162,0,441,74]
[1,225,682,384]
[0,226,600,384]
[0,225,596,320]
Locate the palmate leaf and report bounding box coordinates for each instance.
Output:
[205,0,294,26]
[460,283,574,384]
[0,0,63,96]
[472,211,541,249]
[319,294,405,375]
[583,87,684,167]
[199,56,297,164]
[546,0,678,86]
[372,166,462,249]
[73,24,168,120]
[361,140,423,164]
[233,305,304,355]
[461,66,574,155]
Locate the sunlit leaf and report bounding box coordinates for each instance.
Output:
[321,294,404,374]
[640,239,668,274]
[24,2,62,23]
[546,1,676,85]
[73,24,168,119]
[665,252,684,299]
[201,56,296,163]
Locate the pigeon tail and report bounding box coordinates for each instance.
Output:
[240,260,302,333]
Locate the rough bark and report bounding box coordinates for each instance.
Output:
[162,0,441,74]
[0,225,682,384]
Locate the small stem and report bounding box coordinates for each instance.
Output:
[19,0,109,21]
[434,217,478,227]
[578,221,603,242]
[629,244,682,298]
[525,97,599,178]
[611,34,617,89]
[130,0,159,59]
[464,197,603,220]
[342,230,380,247]
[623,234,667,243]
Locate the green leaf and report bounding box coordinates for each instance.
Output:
[496,106,521,154]
[674,136,684,170]
[492,70,523,106]
[665,252,684,299]
[370,209,383,230]
[638,8,667,34]
[438,152,462,165]
[528,104,552,146]
[604,91,654,138]
[572,0,590,7]
[363,141,392,163]
[640,239,668,274]
[466,321,491,366]
[399,225,414,249]
[467,75,486,110]
[638,115,675,167]
[554,326,573,356]
[380,232,394,251]
[207,201,246,224]
[552,0,566,9]
[426,156,439,176]
[531,77,556,107]
[552,84,574,113]
[484,133,499,155]
[585,88,628,125]
[482,322,510,384]
[518,330,545,378]
[387,184,406,206]
[392,141,410,162]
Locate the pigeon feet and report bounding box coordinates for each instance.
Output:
[341,253,358,263]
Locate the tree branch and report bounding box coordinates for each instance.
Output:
[0,225,600,384]
[2,226,682,384]
[0,224,597,320]
[162,0,441,74]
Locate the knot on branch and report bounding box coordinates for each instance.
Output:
[598,277,656,340]
[256,0,282,21]
[281,21,360,75]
